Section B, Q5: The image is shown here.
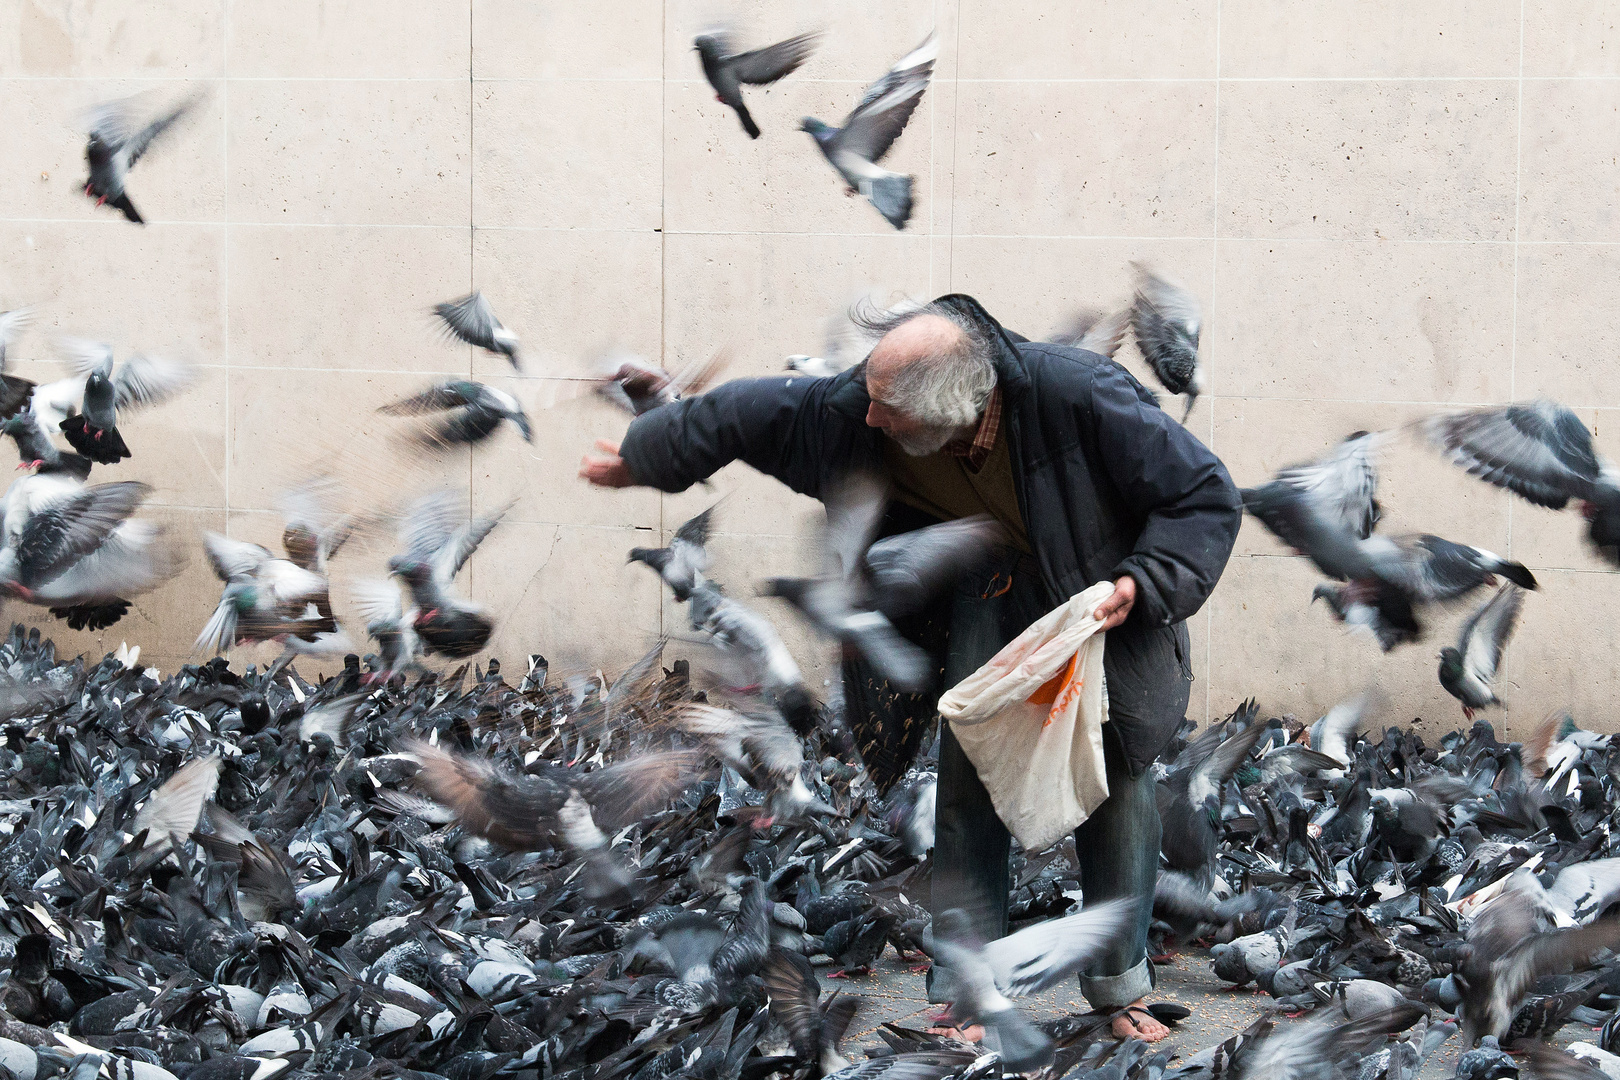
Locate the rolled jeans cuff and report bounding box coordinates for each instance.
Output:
[1080,957,1154,1009]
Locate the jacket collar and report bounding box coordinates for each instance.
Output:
[821,293,1029,421]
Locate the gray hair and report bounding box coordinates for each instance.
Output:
[853,300,998,428]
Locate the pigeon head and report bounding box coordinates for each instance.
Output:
[387,556,431,584]
[798,117,835,139]
[693,33,724,58]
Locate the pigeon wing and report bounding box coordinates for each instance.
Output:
[729,32,821,85]
[58,338,116,380]
[572,749,710,832]
[377,382,477,416]
[430,499,512,584]
[1520,1043,1613,1080]
[980,898,1136,997]
[1492,919,1620,1032]
[350,578,404,624]
[1422,402,1603,510]
[14,480,150,588]
[434,291,501,350]
[407,740,569,851]
[835,35,937,164]
[1458,584,1523,688]
[1274,432,1383,541]
[1187,718,1268,808]
[203,531,274,583]
[131,755,220,847]
[113,353,193,411]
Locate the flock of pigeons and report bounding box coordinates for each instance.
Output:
[0,13,1617,1080]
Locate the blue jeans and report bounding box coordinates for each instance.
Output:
[929,564,1160,1009]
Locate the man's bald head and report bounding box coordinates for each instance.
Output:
[859,303,998,455]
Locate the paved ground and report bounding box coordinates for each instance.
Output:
[827,945,1588,1078]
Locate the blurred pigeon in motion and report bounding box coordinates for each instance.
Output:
[1250,431,1385,541]
[761,947,858,1075]
[196,531,331,654]
[1051,307,1132,359]
[674,703,833,821]
[263,477,355,676]
[349,578,423,683]
[799,35,937,230]
[1,413,90,480]
[407,739,707,903]
[596,348,729,416]
[1521,1042,1613,1080]
[1439,584,1524,719]
[694,28,820,139]
[0,309,36,421]
[433,291,521,370]
[388,490,510,659]
[930,900,1135,1071]
[82,89,202,224]
[1158,704,1269,882]
[688,580,816,732]
[1130,262,1203,422]
[1424,399,1620,567]
[629,503,715,601]
[54,339,193,464]
[379,380,532,448]
[785,294,925,378]
[1232,1002,1426,1080]
[0,478,152,602]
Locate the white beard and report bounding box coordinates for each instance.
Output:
[889,425,962,456]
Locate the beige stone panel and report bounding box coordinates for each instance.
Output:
[473,80,662,230]
[1524,0,1620,76]
[0,80,225,223]
[950,81,1217,238]
[1205,553,1479,737]
[7,504,229,669]
[228,81,470,226]
[662,0,938,84]
[1515,245,1620,406]
[956,0,1215,79]
[467,522,664,673]
[663,78,940,235]
[1184,609,1212,723]
[468,228,662,380]
[1519,80,1620,242]
[0,0,223,77]
[229,0,469,79]
[1218,80,1516,241]
[1212,396,1513,559]
[1497,567,1620,737]
[471,376,661,529]
[0,221,225,360]
[475,0,662,80]
[228,224,472,373]
[661,230,933,379]
[1220,0,1520,78]
[662,463,825,543]
[1214,239,1515,403]
[227,367,471,513]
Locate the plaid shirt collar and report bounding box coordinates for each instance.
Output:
[946,387,1002,470]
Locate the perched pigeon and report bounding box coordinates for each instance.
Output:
[1130,262,1203,422]
[694,29,820,139]
[433,291,520,369]
[1438,584,1524,718]
[387,490,511,659]
[53,340,193,464]
[799,36,937,230]
[379,380,532,447]
[83,89,202,224]
[629,504,716,602]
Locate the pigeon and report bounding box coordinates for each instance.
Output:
[761,947,858,1075]
[1,413,91,480]
[0,309,37,421]
[387,490,510,659]
[433,291,521,370]
[1232,1003,1425,1080]
[1454,1036,1518,1080]
[53,340,194,464]
[1438,584,1524,718]
[928,909,1055,1072]
[687,581,816,731]
[82,89,202,224]
[0,478,154,601]
[595,349,729,416]
[694,29,820,139]
[785,355,847,379]
[1130,262,1203,422]
[196,532,331,654]
[349,578,424,682]
[799,35,937,230]
[1307,693,1369,768]
[629,504,715,602]
[1423,399,1620,566]
[192,806,298,923]
[673,704,832,821]
[1158,705,1269,882]
[378,380,532,447]
[1249,431,1385,542]
[1051,308,1133,359]
[1524,709,1612,785]
[1520,1041,1614,1080]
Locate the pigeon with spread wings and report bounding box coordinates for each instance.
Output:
[695,29,820,139]
[433,291,521,371]
[387,490,511,659]
[53,339,193,464]
[379,380,532,449]
[83,89,203,224]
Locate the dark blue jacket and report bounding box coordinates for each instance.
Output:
[620,295,1242,774]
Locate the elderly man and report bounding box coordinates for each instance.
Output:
[580,294,1241,1040]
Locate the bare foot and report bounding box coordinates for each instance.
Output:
[1110,1003,1171,1043]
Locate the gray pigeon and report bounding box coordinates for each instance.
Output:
[54,339,193,464]
[1438,584,1524,719]
[378,380,532,447]
[799,36,937,230]
[1130,262,1204,422]
[0,479,152,600]
[629,503,716,601]
[0,309,36,422]
[1051,308,1132,359]
[387,490,510,659]
[433,291,520,370]
[83,89,202,224]
[694,29,820,139]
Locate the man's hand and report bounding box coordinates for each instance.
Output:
[578,439,636,488]
[1094,575,1137,630]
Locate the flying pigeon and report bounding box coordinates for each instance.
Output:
[673,703,833,821]
[799,35,937,230]
[379,380,532,447]
[0,413,91,481]
[694,29,820,139]
[1423,399,1620,566]
[433,291,521,370]
[83,89,202,224]
[687,581,816,732]
[387,490,510,659]
[629,503,715,601]
[349,578,424,683]
[196,531,332,654]
[1250,431,1385,541]
[1439,583,1524,719]
[1131,262,1204,422]
[595,349,729,416]
[1051,307,1132,359]
[262,478,356,675]
[53,340,194,464]
[0,478,153,601]
[0,309,36,421]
